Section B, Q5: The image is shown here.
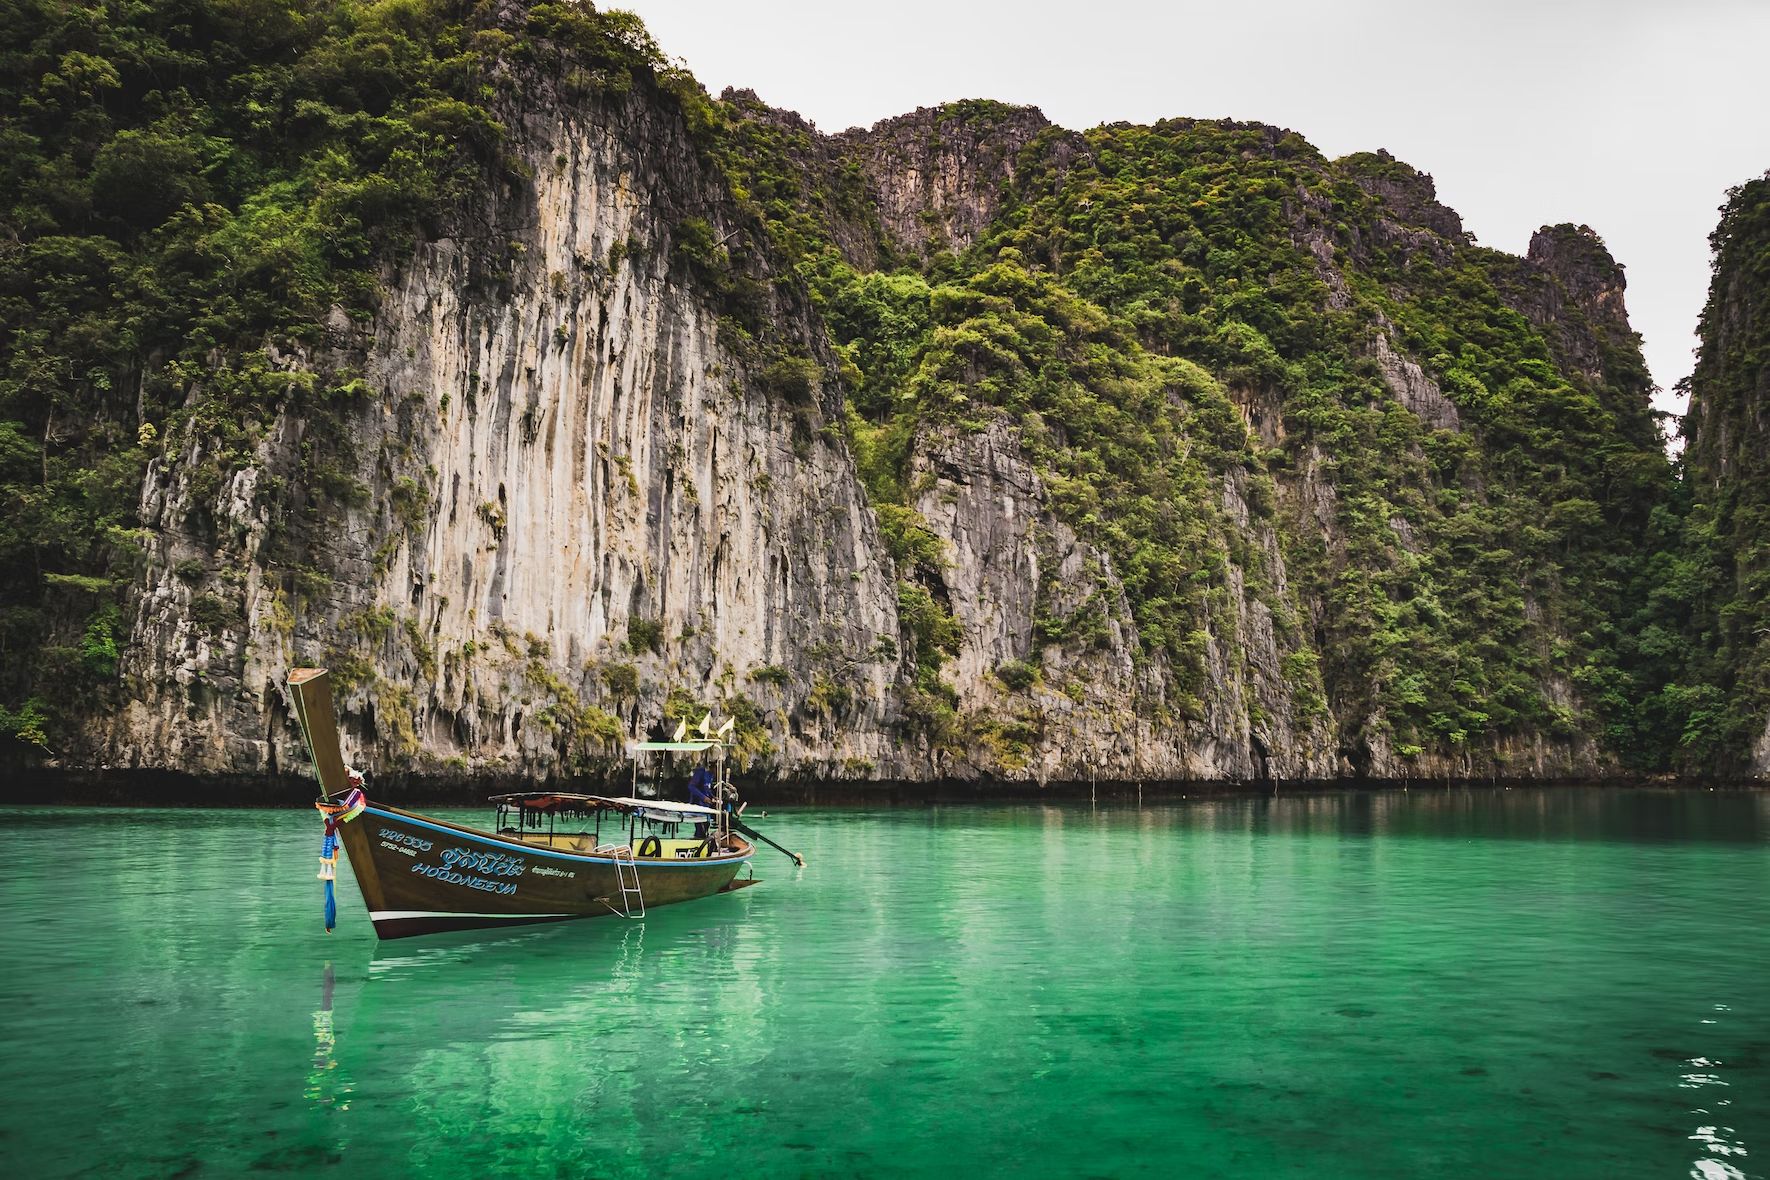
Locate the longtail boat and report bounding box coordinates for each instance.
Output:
[288,668,799,939]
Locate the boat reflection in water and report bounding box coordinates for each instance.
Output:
[288,669,799,940]
[305,962,351,1112]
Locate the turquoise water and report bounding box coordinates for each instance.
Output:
[2,789,1767,1178]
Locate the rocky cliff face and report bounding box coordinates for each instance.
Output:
[38,17,1687,787]
[901,420,1335,783]
[1678,172,1770,772]
[834,103,1053,262]
[93,73,909,780]
[1346,149,1467,244]
[70,76,1351,786]
[1494,223,1652,411]
[55,71,1251,785]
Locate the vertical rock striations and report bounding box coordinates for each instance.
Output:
[98,74,905,781]
[11,7,1719,787]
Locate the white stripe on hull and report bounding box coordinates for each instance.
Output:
[370,910,578,921]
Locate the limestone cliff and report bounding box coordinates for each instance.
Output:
[833,102,1054,262]
[4,4,1693,788]
[1677,172,1770,772]
[93,71,912,781]
[74,74,1354,786]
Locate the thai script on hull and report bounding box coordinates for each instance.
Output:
[440,847,526,877]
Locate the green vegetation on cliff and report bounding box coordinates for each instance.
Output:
[983,125,1676,760]
[2,2,1765,775]
[1656,173,1770,769]
[0,0,662,745]
[710,101,1686,769]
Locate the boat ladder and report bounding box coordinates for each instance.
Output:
[612,845,645,918]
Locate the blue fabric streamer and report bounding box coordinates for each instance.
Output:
[320,829,340,933]
[315,786,364,933]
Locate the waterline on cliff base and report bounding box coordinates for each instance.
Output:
[2,788,1766,1178]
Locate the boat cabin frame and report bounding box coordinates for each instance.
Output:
[488,792,728,858]
[487,736,738,860]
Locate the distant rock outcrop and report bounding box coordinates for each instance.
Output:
[834,102,1052,261]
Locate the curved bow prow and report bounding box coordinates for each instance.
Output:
[289,669,351,799]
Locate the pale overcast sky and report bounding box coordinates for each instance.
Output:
[624,0,1770,428]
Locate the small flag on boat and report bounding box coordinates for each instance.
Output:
[672,719,687,741]
[697,713,712,738]
[717,717,735,739]
[335,788,366,823]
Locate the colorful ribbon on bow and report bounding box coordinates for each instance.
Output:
[315,784,367,933]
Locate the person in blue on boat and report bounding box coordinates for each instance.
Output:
[688,767,715,839]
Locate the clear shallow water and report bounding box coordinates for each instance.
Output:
[2,790,1768,1179]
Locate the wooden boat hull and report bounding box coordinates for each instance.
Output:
[336,803,753,939]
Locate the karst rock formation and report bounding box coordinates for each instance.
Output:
[4,2,1766,790]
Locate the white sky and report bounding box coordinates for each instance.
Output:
[624,0,1770,427]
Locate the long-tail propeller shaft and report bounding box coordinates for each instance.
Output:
[732,818,804,867]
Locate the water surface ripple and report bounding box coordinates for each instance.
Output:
[2,789,1767,1178]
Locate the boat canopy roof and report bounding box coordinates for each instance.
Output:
[487,792,717,821]
[627,740,721,753]
[600,795,719,820]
